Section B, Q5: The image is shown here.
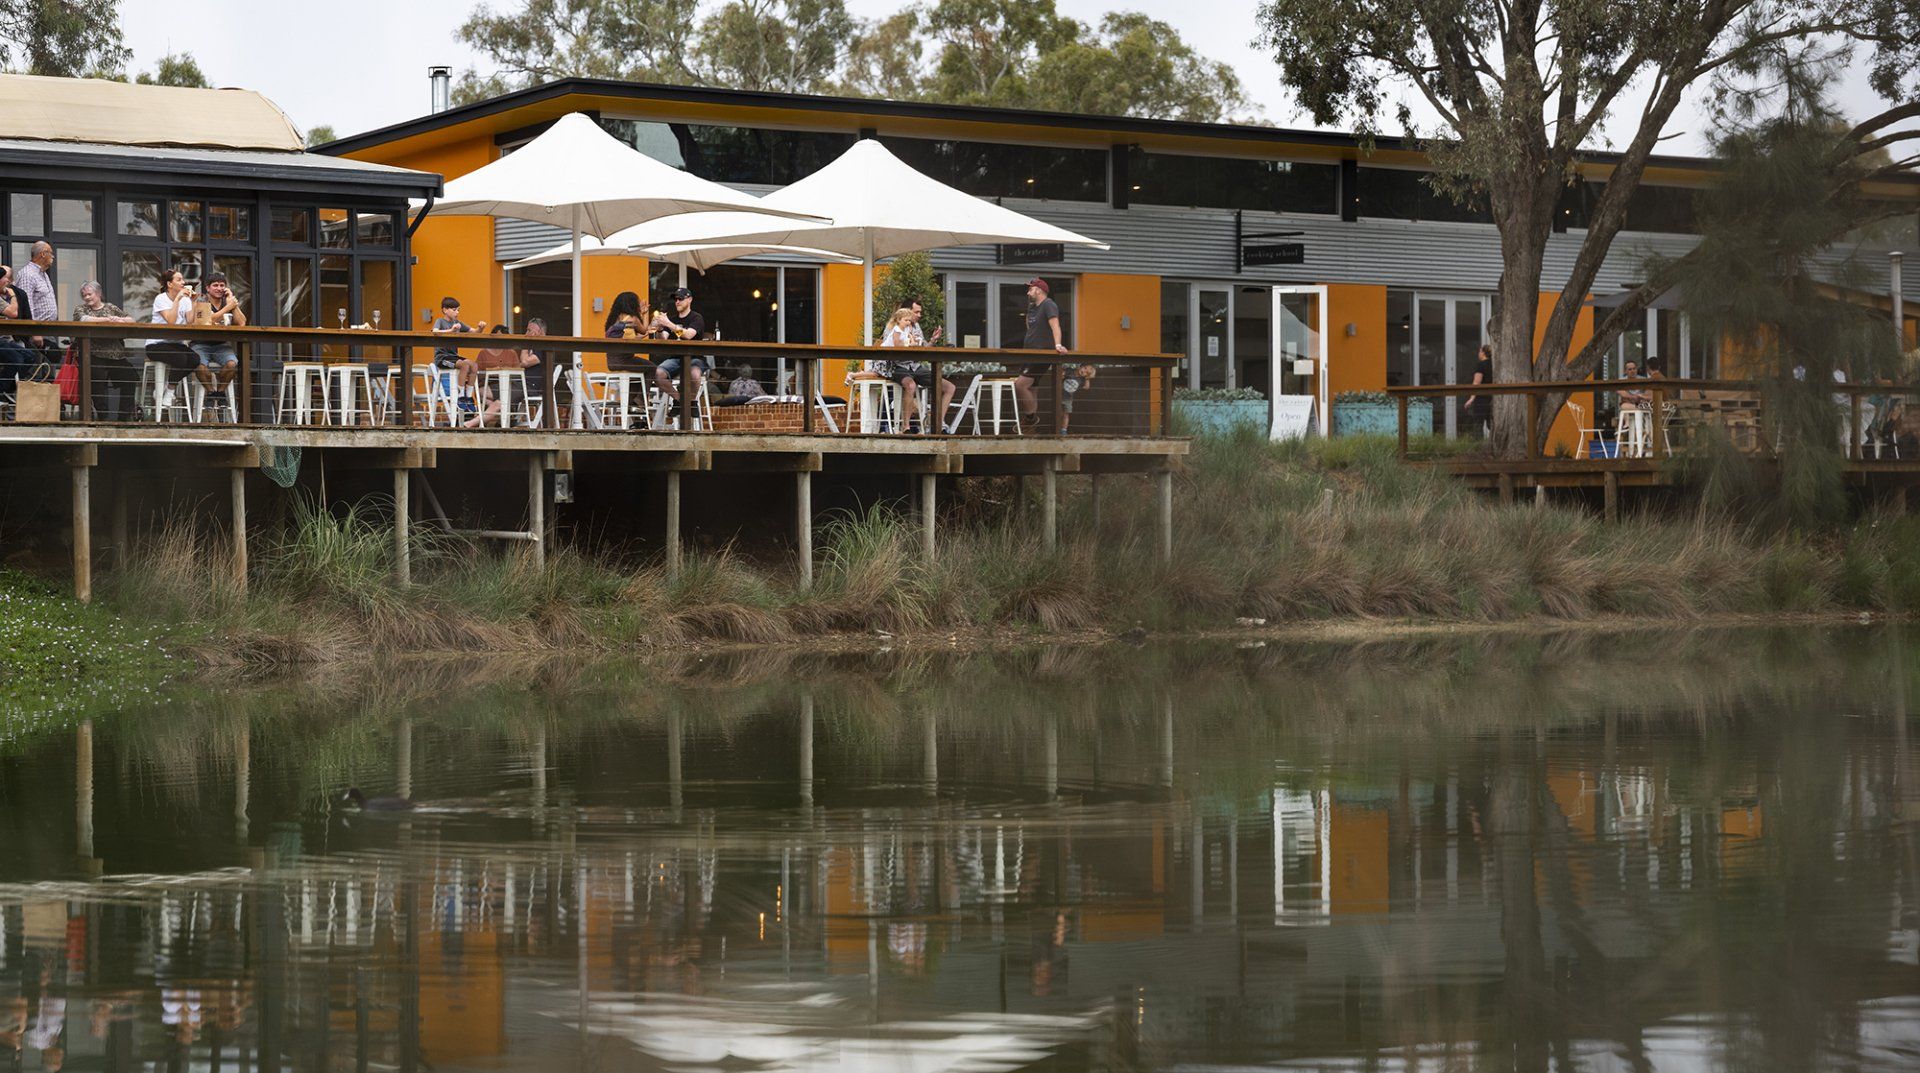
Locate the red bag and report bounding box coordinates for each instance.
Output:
[55,348,80,406]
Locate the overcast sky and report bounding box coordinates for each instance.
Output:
[119,0,1898,155]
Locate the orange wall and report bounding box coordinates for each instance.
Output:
[1325,284,1387,399]
[1077,273,1160,354]
[373,140,500,329]
[1535,292,1595,455]
[821,262,868,384]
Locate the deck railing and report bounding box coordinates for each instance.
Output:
[22,321,1182,439]
[1384,379,1918,463]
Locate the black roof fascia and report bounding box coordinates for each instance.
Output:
[315,76,1738,173]
[0,143,442,198]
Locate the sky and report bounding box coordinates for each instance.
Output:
[117,0,1900,155]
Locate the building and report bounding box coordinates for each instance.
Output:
[0,75,437,359]
[323,77,1919,440]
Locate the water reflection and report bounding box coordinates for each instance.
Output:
[1,630,1917,1071]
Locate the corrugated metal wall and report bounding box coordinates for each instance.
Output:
[495,191,1918,302]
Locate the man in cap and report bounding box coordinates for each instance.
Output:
[653,286,709,421]
[1012,277,1067,430]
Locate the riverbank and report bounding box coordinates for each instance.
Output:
[7,430,1920,679]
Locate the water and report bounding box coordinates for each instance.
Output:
[1,630,1917,1072]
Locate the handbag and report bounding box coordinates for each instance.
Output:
[55,345,80,405]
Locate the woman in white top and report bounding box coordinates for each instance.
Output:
[145,268,199,370]
[876,303,952,431]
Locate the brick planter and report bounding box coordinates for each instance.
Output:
[707,401,805,433]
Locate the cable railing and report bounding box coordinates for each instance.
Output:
[12,321,1183,440]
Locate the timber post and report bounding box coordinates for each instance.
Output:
[1041,462,1058,552]
[111,472,128,572]
[665,470,683,579]
[1156,469,1174,565]
[921,472,937,562]
[230,466,248,593]
[393,467,411,585]
[796,470,813,589]
[69,446,95,603]
[528,453,546,570]
[1497,472,1515,506]
[1090,473,1102,533]
[1603,470,1620,523]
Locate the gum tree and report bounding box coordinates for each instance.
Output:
[1255,0,1919,457]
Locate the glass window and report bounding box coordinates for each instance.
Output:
[115,200,161,239]
[885,136,1108,202]
[692,264,780,343]
[1160,281,1188,379]
[169,201,203,243]
[355,212,395,248]
[51,198,96,235]
[121,250,168,315]
[211,255,253,320]
[1357,168,1493,224]
[275,258,313,327]
[359,260,396,359]
[1127,149,1337,214]
[208,205,253,243]
[1386,289,1415,387]
[271,206,312,245]
[782,267,818,344]
[318,210,351,249]
[9,242,32,272]
[996,277,1074,348]
[54,247,97,319]
[509,261,573,334]
[10,193,43,236]
[602,118,855,185]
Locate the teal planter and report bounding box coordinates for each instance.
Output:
[1174,399,1267,437]
[1334,400,1431,438]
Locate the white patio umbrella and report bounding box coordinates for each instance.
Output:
[573,140,1110,344]
[504,229,860,274]
[420,112,825,337]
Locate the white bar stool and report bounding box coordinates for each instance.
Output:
[184,377,239,424]
[138,360,190,423]
[276,361,329,425]
[328,363,376,426]
[479,369,532,428]
[1615,408,1650,458]
[978,377,1024,435]
[851,375,901,433]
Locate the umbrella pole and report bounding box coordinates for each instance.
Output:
[678,262,688,288]
[862,230,874,348]
[567,209,593,430]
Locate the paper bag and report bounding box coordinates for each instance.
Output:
[14,378,59,421]
[192,300,214,325]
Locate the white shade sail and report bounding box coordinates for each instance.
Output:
[581,139,1108,343]
[504,225,859,273]
[424,112,821,238]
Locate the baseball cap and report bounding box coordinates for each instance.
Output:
[1027,277,1050,295]
[670,287,692,300]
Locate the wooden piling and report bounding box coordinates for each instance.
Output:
[1157,469,1174,564]
[1041,464,1058,552]
[1534,483,1547,509]
[921,472,937,562]
[665,470,683,578]
[1603,470,1620,523]
[71,463,91,604]
[1089,473,1102,532]
[1498,472,1515,506]
[111,473,128,571]
[393,467,411,585]
[528,455,545,570]
[796,470,813,588]
[230,467,248,593]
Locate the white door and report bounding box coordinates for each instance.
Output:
[1270,285,1329,438]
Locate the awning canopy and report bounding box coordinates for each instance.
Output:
[0,74,304,151]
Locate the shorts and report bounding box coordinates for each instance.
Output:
[656,357,709,377]
[1015,364,1051,380]
[191,341,238,367]
[433,353,462,370]
[889,364,934,390]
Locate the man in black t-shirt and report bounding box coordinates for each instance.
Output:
[1011,277,1066,430]
[0,265,40,398]
[653,286,709,417]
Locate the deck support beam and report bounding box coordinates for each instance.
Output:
[1534,483,1547,510]
[665,471,683,579]
[1156,469,1174,564]
[111,473,128,571]
[230,467,248,594]
[1603,470,1620,523]
[393,467,411,585]
[796,470,813,588]
[1041,463,1058,552]
[528,454,546,570]
[1090,473,1102,533]
[1497,472,1515,506]
[921,472,937,562]
[71,457,92,604]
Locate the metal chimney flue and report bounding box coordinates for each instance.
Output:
[429,66,451,114]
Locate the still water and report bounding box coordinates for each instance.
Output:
[1,630,1917,1072]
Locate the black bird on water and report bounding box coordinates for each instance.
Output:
[342,787,415,811]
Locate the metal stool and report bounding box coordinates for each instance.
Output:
[327,363,376,426]
[275,362,329,425]
[478,368,533,428]
[851,375,902,433]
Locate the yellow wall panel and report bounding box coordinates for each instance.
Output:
[1076,273,1161,355]
[375,139,500,330]
[1325,284,1387,398]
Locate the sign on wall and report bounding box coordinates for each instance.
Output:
[996,242,1066,265]
[1242,242,1306,267]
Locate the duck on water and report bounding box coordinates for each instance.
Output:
[341,787,414,811]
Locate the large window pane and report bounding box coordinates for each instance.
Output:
[271,206,311,245]
[1128,150,1338,214]
[275,258,313,327]
[1386,289,1414,387]
[169,201,203,243]
[1160,281,1189,382]
[1196,287,1229,387]
[212,255,254,320]
[782,267,818,344]
[208,205,253,243]
[116,200,161,238]
[1358,169,1493,224]
[121,250,168,315]
[887,137,1107,202]
[602,119,854,185]
[360,260,396,360]
[318,210,351,249]
[51,198,96,235]
[54,247,97,320]
[320,254,351,328]
[9,193,42,236]
[695,264,780,347]
[355,212,395,248]
[509,260,572,334]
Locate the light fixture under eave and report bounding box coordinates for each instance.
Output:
[752,288,762,298]
[771,302,779,311]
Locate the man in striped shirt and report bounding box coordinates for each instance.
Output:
[14,241,56,349]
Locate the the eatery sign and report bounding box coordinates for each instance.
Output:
[996,242,1066,265]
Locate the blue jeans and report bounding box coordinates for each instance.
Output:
[655,357,709,377]
[0,340,35,395]
[191,341,238,367]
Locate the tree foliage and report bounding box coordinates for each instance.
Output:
[454,0,1253,121]
[871,252,945,342]
[0,0,127,77]
[135,51,209,88]
[304,125,337,148]
[1254,0,1918,457]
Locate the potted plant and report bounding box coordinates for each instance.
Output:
[1173,386,1268,436]
[1332,390,1432,437]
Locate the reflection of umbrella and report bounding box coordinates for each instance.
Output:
[588,140,1108,344]
[418,112,825,335]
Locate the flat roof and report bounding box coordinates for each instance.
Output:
[319,76,1743,174]
[0,139,440,196]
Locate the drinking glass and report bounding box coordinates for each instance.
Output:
[371,309,382,330]
[337,308,347,330]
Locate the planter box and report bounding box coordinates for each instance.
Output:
[1173,399,1267,437]
[1333,401,1432,438]
[708,401,804,433]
